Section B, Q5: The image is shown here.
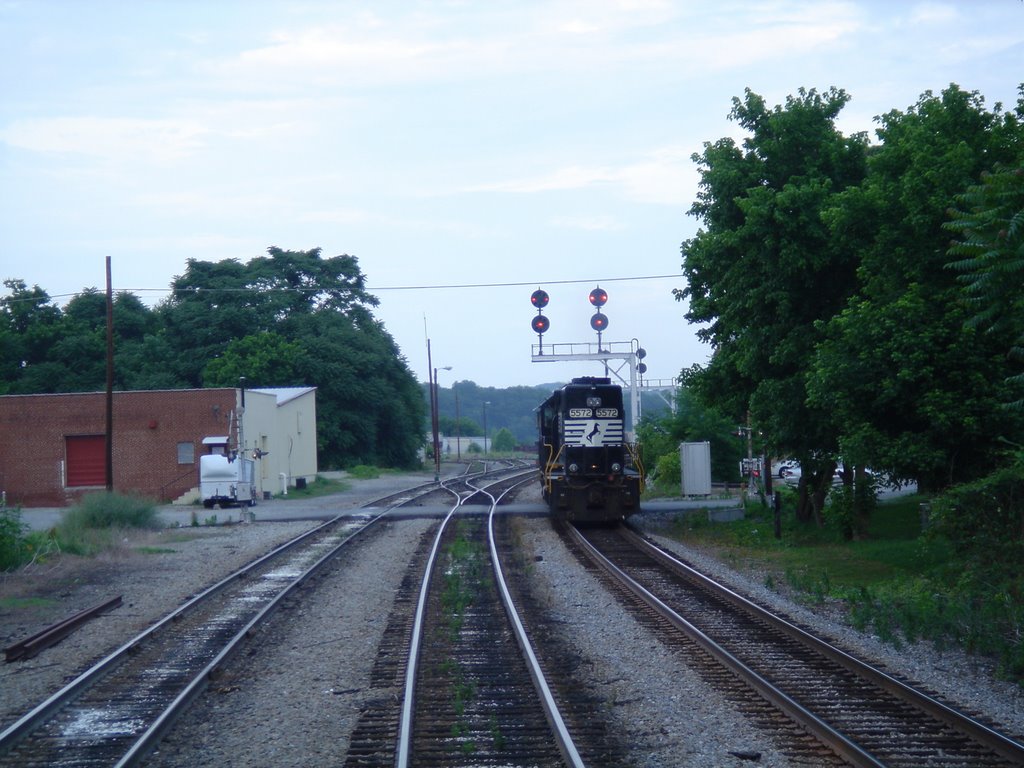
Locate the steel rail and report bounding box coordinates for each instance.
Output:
[116,513,387,766]
[4,595,123,662]
[0,478,451,761]
[619,525,1024,766]
[480,474,586,768]
[565,524,886,768]
[395,478,465,768]
[394,465,537,767]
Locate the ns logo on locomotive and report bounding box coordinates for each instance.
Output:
[537,377,644,524]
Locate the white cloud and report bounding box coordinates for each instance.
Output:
[148,0,872,111]
[909,2,960,25]
[550,214,625,231]
[469,144,694,206]
[1,116,208,163]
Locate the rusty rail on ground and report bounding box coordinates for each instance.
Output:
[5,596,123,662]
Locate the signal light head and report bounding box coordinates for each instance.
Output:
[590,312,608,331]
[531,289,549,308]
[531,315,550,334]
[589,287,608,307]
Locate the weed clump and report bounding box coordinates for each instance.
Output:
[0,507,32,571]
[54,492,160,557]
[62,491,160,531]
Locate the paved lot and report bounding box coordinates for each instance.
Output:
[12,468,451,531]
[10,464,744,532]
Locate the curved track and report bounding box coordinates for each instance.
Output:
[396,468,586,767]
[340,465,605,766]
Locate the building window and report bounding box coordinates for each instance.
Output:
[177,442,196,465]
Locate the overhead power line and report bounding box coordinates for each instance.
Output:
[2,274,682,304]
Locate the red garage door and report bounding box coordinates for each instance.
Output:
[66,435,106,487]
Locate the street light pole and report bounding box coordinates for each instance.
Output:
[427,339,439,482]
[483,401,490,458]
[432,366,440,481]
[454,385,461,462]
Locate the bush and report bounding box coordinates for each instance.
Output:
[650,451,681,496]
[843,571,1024,680]
[50,493,158,557]
[850,459,1024,683]
[346,465,380,480]
[1,507,62,571]
[0,508,29,571]
[929,457,1024,561]
[61,491,160,531]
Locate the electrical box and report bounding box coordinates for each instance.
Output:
[680,441,712,496]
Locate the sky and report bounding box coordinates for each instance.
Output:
[1,1,1022,390]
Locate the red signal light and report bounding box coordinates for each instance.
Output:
[531,315,550,333]
[589,287,608,307]
[531,289,549,308]
[590,312,608,331]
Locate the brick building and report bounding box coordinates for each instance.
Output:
[0,387,317,507]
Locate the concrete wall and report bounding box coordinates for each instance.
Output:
[270,389,318,488]
[233,388,319,498]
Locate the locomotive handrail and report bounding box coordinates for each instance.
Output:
[625,441,646,487]
[542,442,564,497]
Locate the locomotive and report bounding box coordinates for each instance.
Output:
[536,377,644,523]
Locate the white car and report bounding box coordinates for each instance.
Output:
[776,460,799,479]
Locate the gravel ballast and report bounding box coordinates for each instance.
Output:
[2,487,1022,766]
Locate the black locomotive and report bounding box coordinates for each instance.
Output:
[536,377,644,523]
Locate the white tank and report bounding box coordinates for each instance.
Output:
[200,454,255,508]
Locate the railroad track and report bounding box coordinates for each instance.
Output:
[0,476,483,767]
[344,468,624,767]
[569,523,1024,767]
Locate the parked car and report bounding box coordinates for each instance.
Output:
[776,460,799,479]
[778,462,844,485]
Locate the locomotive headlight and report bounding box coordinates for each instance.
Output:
[568,463,579,473]
[611,462,622,472]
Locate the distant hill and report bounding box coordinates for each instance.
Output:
[426,380,672,445]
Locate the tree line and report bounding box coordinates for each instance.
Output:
[677,83,1024,533]
[0,248,426,469]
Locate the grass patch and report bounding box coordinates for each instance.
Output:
[62,491,161,531]
[345,465,381,480]
[667,494,940,588]
[1,492,162,569]
[283,476,350,499]
[0,596,57,610]
[55,492,161,557]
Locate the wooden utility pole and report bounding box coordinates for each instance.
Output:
[105,257,114,492]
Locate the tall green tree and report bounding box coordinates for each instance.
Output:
[160,248,424,468]
[0,280,64,394]
[678,87,869,521]
[202,332,308,387]
[809,85,1024,491]
[945,161,1024,410]
[638,376,743,486]
[0,282,171,394]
